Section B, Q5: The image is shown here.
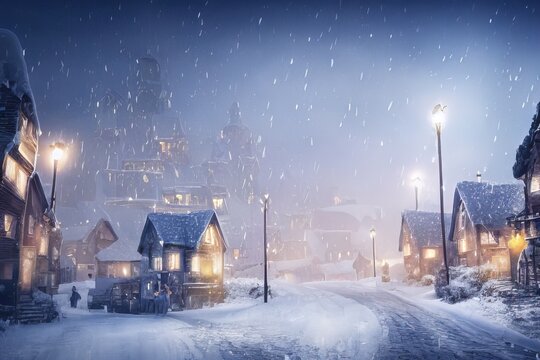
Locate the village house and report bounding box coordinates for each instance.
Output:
[398,210,451,280]
[448,181,524,278]
[137,210,226,310]
[508,104,540,288]
[60,218,118,282]
[0,29,62,322]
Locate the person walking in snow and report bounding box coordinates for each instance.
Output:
[162,284,172,316]
[70,286,81,308]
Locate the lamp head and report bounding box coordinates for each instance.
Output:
[412,176,422,189]
[370,227,376,238]
[432,104,447,130]
[50,142,66,161]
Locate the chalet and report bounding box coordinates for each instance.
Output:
[448,181,524,278]
[60,219,118,282]
[137,210,226,310]
[398,210,451,280]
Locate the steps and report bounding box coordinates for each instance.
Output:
[16,294,57,324]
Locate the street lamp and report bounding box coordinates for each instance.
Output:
[370,227,376,278]
[263,194,269,303]
[412,176,422,211]
[49,142,66,212]
[432,104,449,285]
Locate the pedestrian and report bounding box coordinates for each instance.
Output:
[154,285,162,315]
[162,284,172,316]
[70,286,81,308]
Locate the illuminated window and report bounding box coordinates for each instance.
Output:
[459,237,467,253]
[152,256,162,271]
[19,141,36,164]
[191,255,200,273]
[38,234,49,256]
[167,252,181,271]
[212,197,224,210]
[532,175,540,193]
[423,248,437,259]
[480,232,497,245]
[459,205,466,230]
[4,214,15,238]
[203,225,217,246]
[28,215,35,235]
[5,156,28,198]
[403,243,411,257]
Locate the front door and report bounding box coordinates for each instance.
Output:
[20,246,36,293]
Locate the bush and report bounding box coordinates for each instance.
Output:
[420,274,435,286]
[435,265,496,303]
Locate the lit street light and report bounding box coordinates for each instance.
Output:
[370,227,376,278]
[412,176,422,211]
[263,193,269,303]
[50,142,66,212]
[432,104,449,285]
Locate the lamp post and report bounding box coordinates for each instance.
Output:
[370,227,376,278]
[263,194,269,303]
[432,104,450,285]
[412,176,422,211]
[49,142,66,212]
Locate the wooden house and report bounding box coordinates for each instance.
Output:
[137,210,227,310]
[508,104,540,287]
[0,30,63,322]
[60,218,118,282]
[448,181,524,278]
[398,210,451,280]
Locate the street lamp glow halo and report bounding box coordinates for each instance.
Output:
[370,227,376,238]
[431,104,447,129]
[412,176,422,189]
[50,142,66,161]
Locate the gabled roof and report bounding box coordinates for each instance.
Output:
[448,181,524,241]
[399,210,451,251]
[138,210,226,252]
[96,239,141,262]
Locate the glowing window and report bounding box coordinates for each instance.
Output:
[191,255,200,273]
[480,232,497,245]
[403,243,411,257]
[459,237,467,253]
[212,197,224,210]
[532,175,540,193]
[423,248,437,259]
[167,252,181,271]
[152,256,162,271]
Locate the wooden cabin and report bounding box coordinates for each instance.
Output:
[448,181,524,278]
[509,104,540,287]
[60,219,118,282]
[137,210,226,310]
[94,240,141,294]
[398,210,451,280]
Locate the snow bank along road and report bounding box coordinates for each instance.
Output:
[311,281,540,359]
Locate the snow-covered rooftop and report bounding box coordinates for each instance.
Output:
[95,239,142,262]
[454,181,524,229]
[399,210,451,250]
[143,210,219,249]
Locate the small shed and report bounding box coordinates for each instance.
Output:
[398,210,451,280]
[137,210,227,310]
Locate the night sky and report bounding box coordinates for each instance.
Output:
[2,0,539,258]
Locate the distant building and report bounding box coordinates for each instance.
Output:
[137,210,226,310]
[448,181,523,278]
[94,240,142,293]
[60,219,118,282]
[398,210,451,280]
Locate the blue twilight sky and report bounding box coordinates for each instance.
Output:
[1,0,539,257]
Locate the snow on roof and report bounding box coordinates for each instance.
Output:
[455,181,524,229]
[0,29,39,133]
[399,210,451,250]
[146,210,217,249]
[61,225,91,242]
[95,239,142,262]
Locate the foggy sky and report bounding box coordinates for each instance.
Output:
[2,0,539,259]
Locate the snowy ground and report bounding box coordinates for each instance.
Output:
[1,278,380,360]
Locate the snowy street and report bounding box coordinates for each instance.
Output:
[3,279,540,359]
[311,281,540,359]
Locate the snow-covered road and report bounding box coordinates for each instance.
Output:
[310,281,540,359]
[0,279,380,360]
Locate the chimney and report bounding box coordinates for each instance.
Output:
[476,171,482,183]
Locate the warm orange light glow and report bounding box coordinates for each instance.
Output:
[508,233,527,253]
